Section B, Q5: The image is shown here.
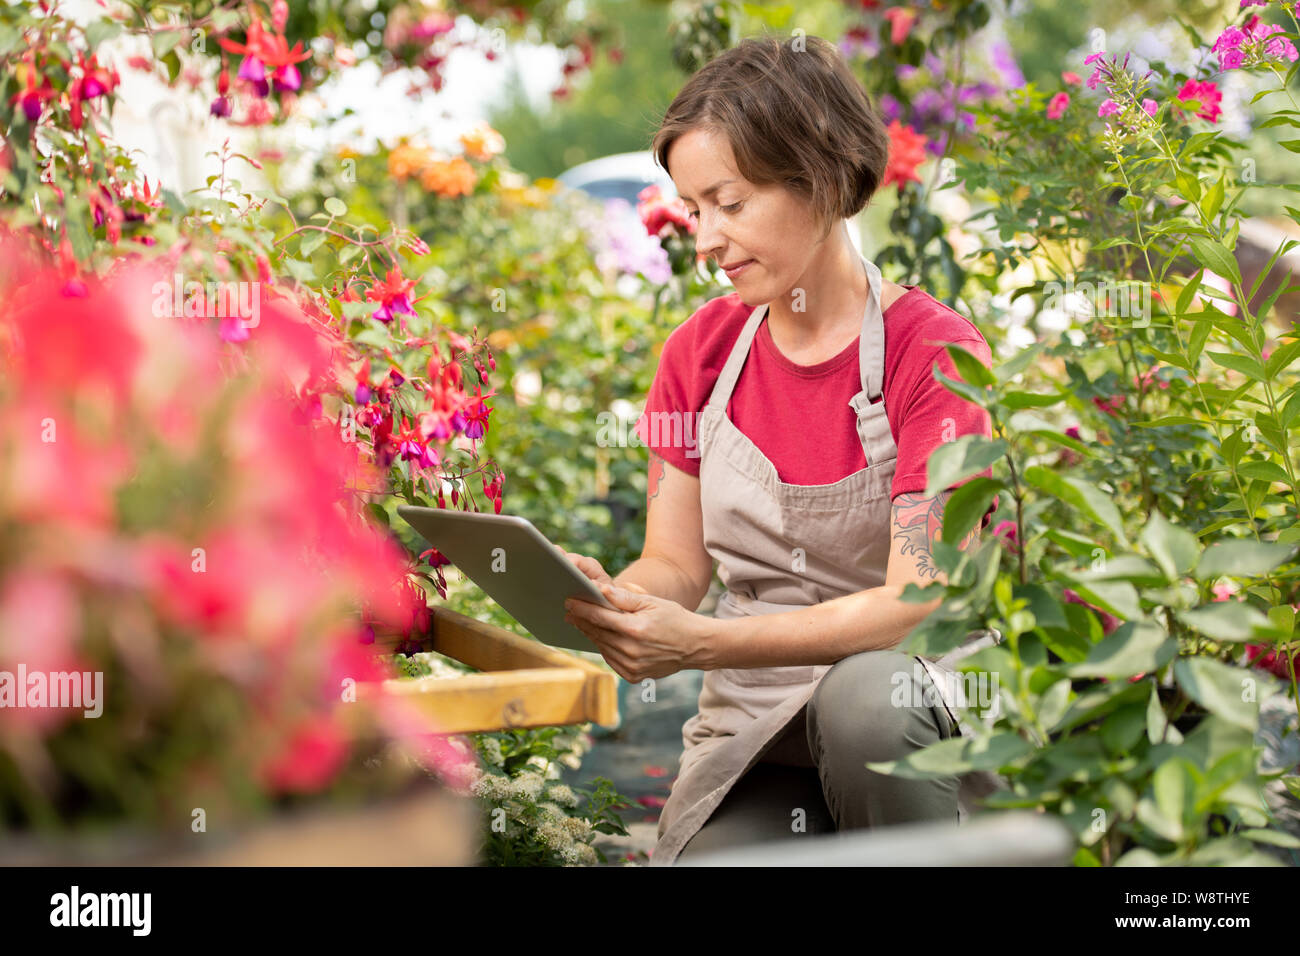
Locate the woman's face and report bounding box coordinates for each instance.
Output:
[667,127,825,306]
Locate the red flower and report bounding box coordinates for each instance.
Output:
[1245,644,1296,682]
[882,120,928,191]
[636,184,695,239]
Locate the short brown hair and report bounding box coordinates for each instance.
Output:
[651,34,891,240]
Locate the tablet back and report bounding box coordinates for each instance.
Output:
[395,506,613,654]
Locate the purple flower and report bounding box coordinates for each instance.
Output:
[272,63,301,93]
[877,93,903,125]
[237,55,265,82]
[990,40,1026,89]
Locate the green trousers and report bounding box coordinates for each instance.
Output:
[674,650,961,862]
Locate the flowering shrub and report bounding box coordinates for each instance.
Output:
[0,246,483,829]
[469,728,632,866]
[0,0,628,846]
[872,1,1300,864]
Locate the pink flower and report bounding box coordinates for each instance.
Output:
[882,7,919,46]
[991,520,1020,555]
[1175,79,1222,123]
[261,717,350,794]
[1092,393,1125,417]
[1047,91,1070,119]
[1141,98,1158,117]
[1061,71,1082,85]
[1098,98,1120,118]
[1253,23,1299,63]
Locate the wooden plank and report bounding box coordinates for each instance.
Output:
[366,667,597,733]
[366,606,620,730]
[429,606,605,674]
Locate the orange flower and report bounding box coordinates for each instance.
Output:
[388,143,434,182]
[882,119,928,191]
[419,156,476,198]
[458,122,505,162]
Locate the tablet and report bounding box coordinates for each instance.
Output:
[395,505,617,654]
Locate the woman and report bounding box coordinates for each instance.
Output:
[562,34,1000,866]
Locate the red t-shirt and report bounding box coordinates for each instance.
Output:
[634,287,997,526]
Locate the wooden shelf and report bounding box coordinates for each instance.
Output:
[364,606,619,734]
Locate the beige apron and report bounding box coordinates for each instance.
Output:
[650,253,1001,867]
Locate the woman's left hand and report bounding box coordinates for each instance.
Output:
[563,584,712,682]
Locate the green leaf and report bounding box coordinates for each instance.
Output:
[1139,510,1200,581]
[923,435,1007,498]
[1023,466,1128,547]
[324,197,348,218]
[1173,657,1259,732]
[1237,460,1290,484]
[1146,680,1183,745]
[300,232,327,257]
[1206,351,1266,382]
[1240,829,1300,849]
[150,27,181,60]
[1201,175,1225,221]
[942,342,995,388]
[1065,621,1176,679]
[940,477,1003,545]
[1152,758,1197,841]
[1176,272,1203,315]
[1000,390,1064,410]
[1189,238,1241,286]
[1195,539,1297,580]
[1176,602,1275,643]
[84,19,123,52]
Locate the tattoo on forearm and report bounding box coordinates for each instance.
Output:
[648,450,667,503]
[892,490,980,580]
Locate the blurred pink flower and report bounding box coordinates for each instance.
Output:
[1047,92,1070,119]
[1175,79,1222,123]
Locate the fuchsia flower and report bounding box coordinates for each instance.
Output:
[461,386,495,441]
[1141,98,1158,116]
[218,18,311,98]
[10,69,57,122]
[1062,71,1082,85]
[365,268,417,323]
[1098,98,1120,118]
[1047,92,1070,119]
[1175,79,1222,123]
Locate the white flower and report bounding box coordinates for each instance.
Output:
[511,771,546,801]
[548,784,580,808]
[479,738,504,767]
